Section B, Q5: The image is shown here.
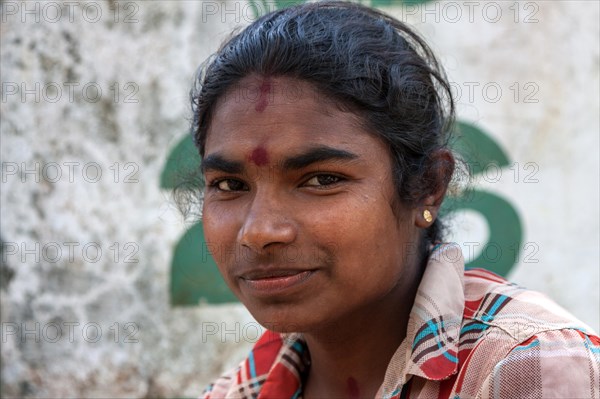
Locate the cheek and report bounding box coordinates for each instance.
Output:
[324,199,408,278]
[327,198,398,243]
[202,202,241,264]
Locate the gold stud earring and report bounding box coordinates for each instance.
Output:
[423,209,433,223]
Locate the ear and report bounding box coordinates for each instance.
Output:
[414,149,455,228]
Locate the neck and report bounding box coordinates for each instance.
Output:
[303,268,422,399]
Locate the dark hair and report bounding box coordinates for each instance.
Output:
[191,1,455,249]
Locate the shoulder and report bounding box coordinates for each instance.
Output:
[453,268,600,398]
[462,268,596,339]
[201,331,305,399]
[200,331,286,399]
[479,329,600,398]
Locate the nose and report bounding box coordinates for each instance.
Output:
[237,191,297,253]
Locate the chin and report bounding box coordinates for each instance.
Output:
[245,302,316,334]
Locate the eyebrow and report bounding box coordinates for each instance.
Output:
[201,154,243,174]
[282,146,359,170]
[201,145,359,174]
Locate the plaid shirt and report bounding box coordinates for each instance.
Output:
[201,244,600,398]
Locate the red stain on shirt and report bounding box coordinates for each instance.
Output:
[347,377,360,399]
[249,146,269,166]
[255,80,272,112]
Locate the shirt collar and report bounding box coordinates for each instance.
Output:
[378,244,465,398]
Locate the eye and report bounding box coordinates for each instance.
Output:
[212,179,248,192]
[303,174,343,187]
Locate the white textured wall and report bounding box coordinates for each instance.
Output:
[1,1,598,397]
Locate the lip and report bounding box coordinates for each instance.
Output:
[239,269,317,295]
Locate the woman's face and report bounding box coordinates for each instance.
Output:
[202,75,421,332]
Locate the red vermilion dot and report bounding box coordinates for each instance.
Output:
[255,80,272,112]
[249,146,269,166]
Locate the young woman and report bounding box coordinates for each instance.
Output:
[190,2,600,398]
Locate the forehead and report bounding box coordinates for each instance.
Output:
[205,75,383,156]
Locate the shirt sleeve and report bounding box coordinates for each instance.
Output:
[479,328,600,399]
[200,364,240,399]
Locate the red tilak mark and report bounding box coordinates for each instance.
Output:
[347,377,360,399]
[255,80,272,112]
[249,146,269,166]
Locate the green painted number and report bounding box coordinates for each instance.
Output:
[443,121,523,276]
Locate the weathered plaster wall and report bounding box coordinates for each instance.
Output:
[1,1,598,397]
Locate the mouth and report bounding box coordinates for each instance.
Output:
[239,269,317,294]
